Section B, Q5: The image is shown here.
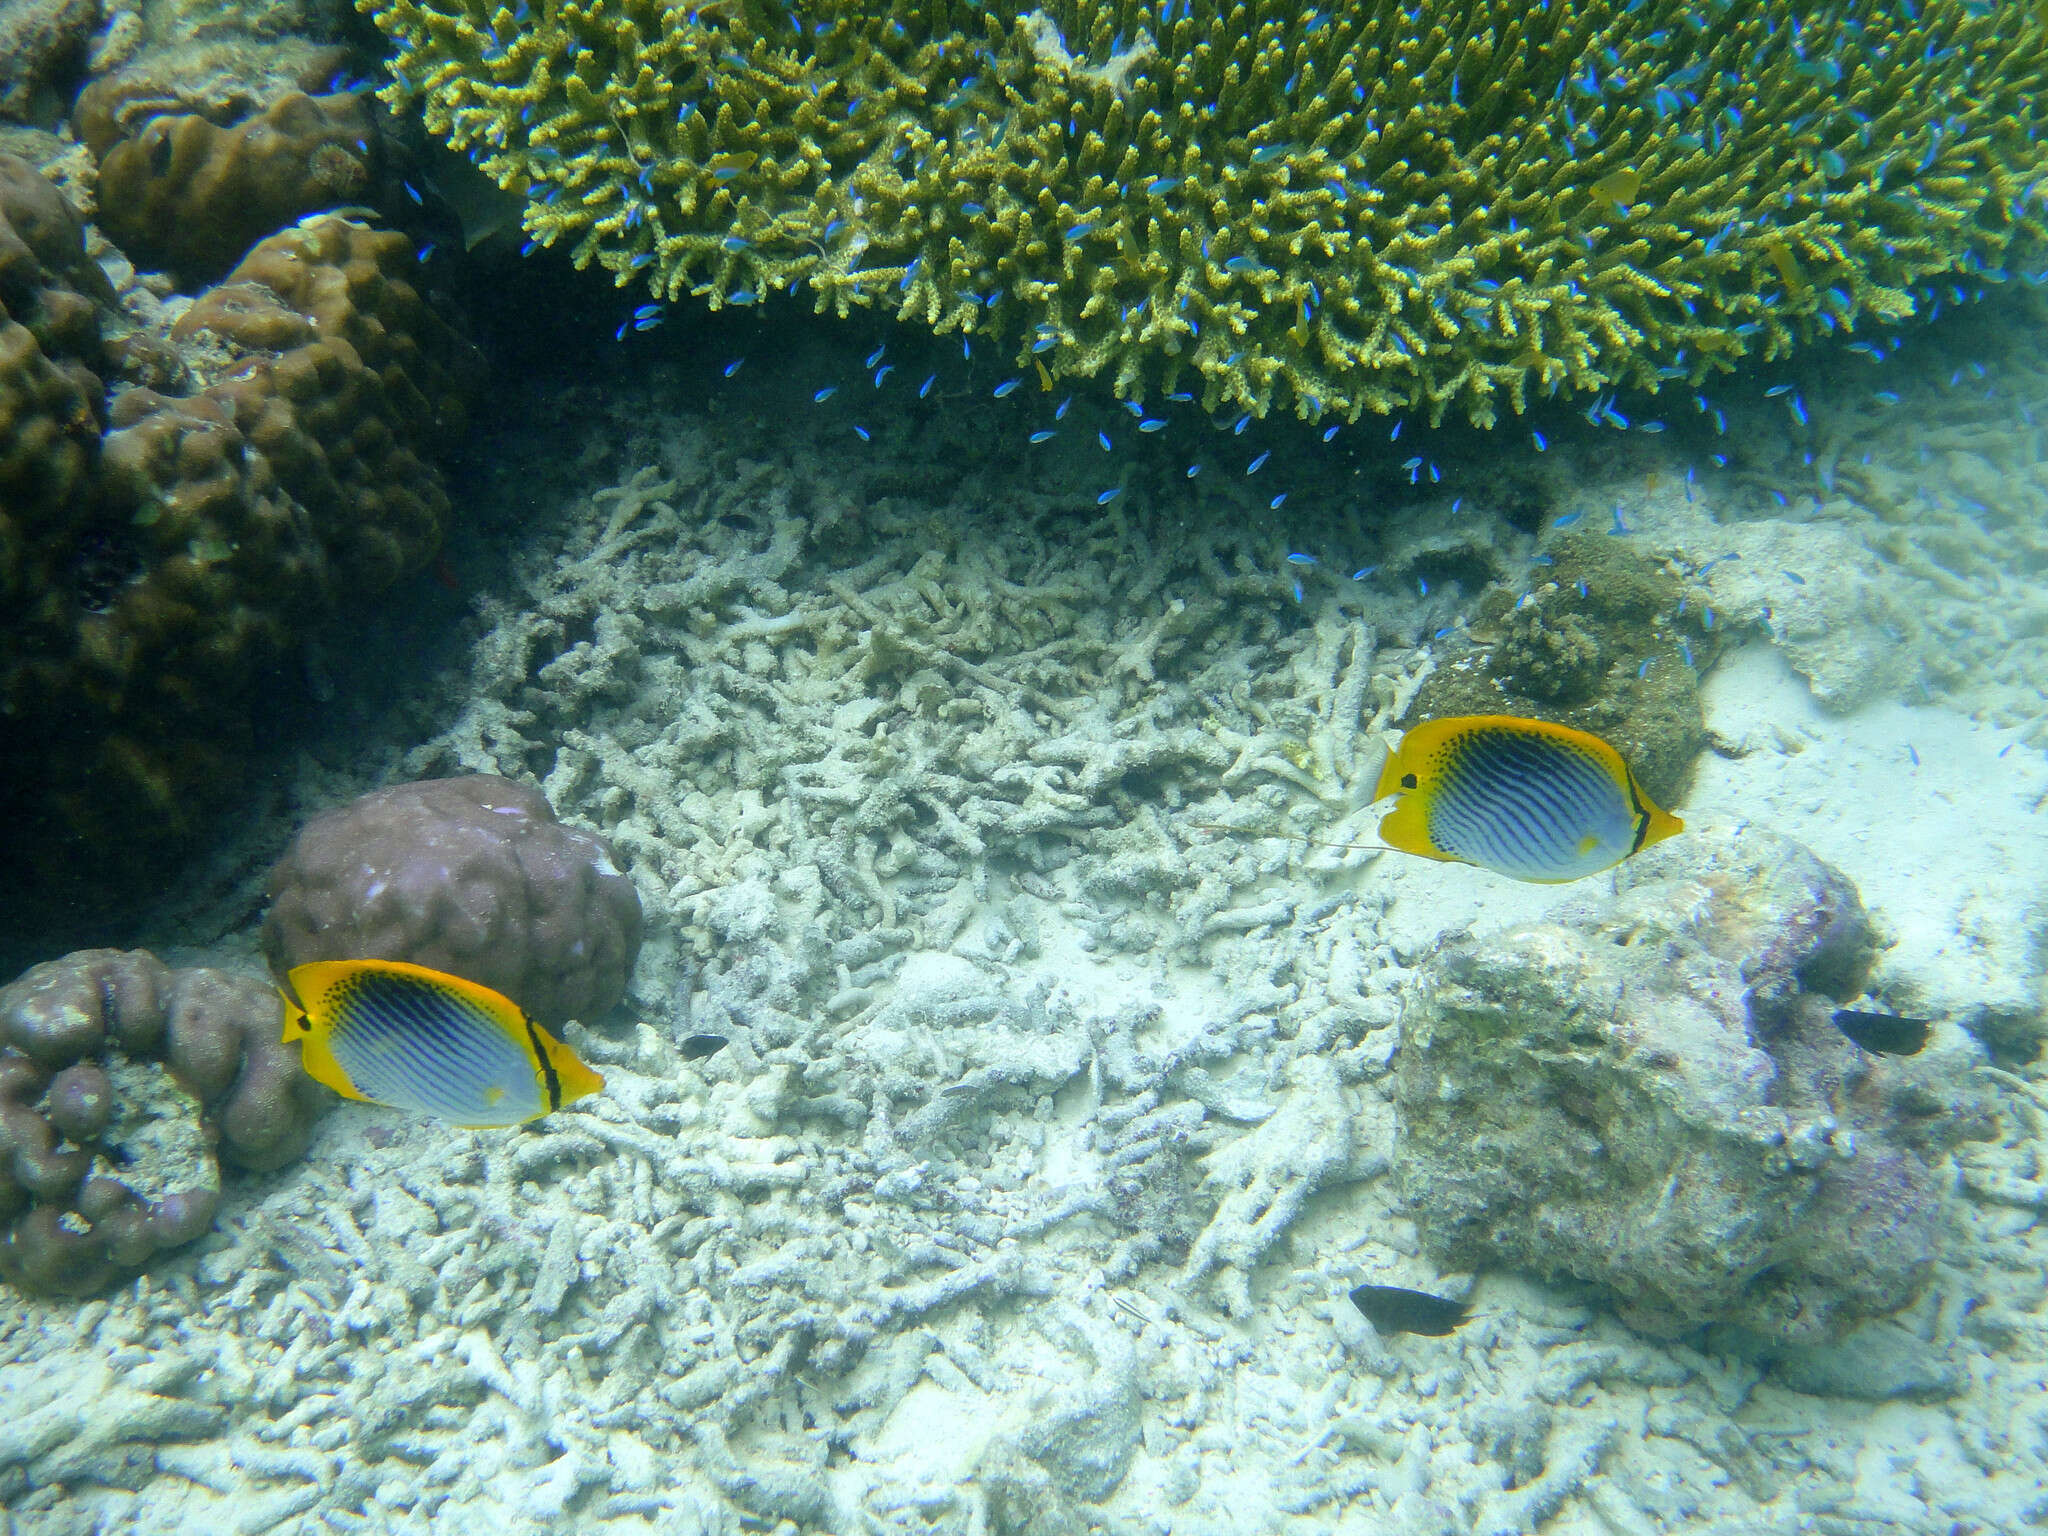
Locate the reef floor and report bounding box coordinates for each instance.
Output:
[3,301,2046,1536]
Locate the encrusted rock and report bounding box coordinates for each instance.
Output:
[1404,531,1710,808]
[72,36,347,164]
[1392,825,1983,1344]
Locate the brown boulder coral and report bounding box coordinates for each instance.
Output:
[0,152,108,588]
[0,948,327,1297]
[262,775,644,1028]
[91,88,381,288]
[141,206,476,586]
[70,35,350,162]
[0,154,481,901]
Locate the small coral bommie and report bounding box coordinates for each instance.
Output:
[362,0,2048,423]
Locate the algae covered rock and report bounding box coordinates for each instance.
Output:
[1391,825,1978,1344]
[1407,531,1710,808]
[361,0,2048,423]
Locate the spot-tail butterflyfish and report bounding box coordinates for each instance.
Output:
[281,959,604,1127]
[1371,715,1682,883]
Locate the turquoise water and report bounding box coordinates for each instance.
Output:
[4,3,2048,1533]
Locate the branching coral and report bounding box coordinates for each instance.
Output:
[361,0,2048,422]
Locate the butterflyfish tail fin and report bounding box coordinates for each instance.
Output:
[556,1050,606,1104]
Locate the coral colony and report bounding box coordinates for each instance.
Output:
[366,0,2048,421]
[2,0,2048,1531]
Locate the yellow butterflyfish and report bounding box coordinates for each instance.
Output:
[281,959,604,1128]
[1372,715,1683,883]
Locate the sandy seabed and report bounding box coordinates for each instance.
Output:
[3,300,2046,1536]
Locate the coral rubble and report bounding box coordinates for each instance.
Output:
[362,0,2048,422]
[3,352,2045,1533]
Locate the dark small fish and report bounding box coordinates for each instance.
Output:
[680,1033,729,1060]
[1349,1284,1469,1336]
[1831,1009,1930,1057]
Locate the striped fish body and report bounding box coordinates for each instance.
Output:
[1372,715,1682,883]
[281,959,604,1127]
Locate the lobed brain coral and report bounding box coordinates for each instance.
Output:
[361,0,2048,423]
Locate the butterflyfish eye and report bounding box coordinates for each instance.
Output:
[1401,773,1419,789]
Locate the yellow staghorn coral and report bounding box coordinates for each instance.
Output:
[359,0,2048,424]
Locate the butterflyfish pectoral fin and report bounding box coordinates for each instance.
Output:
[298,1053,379,1104]
[1376,793,1455,862]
